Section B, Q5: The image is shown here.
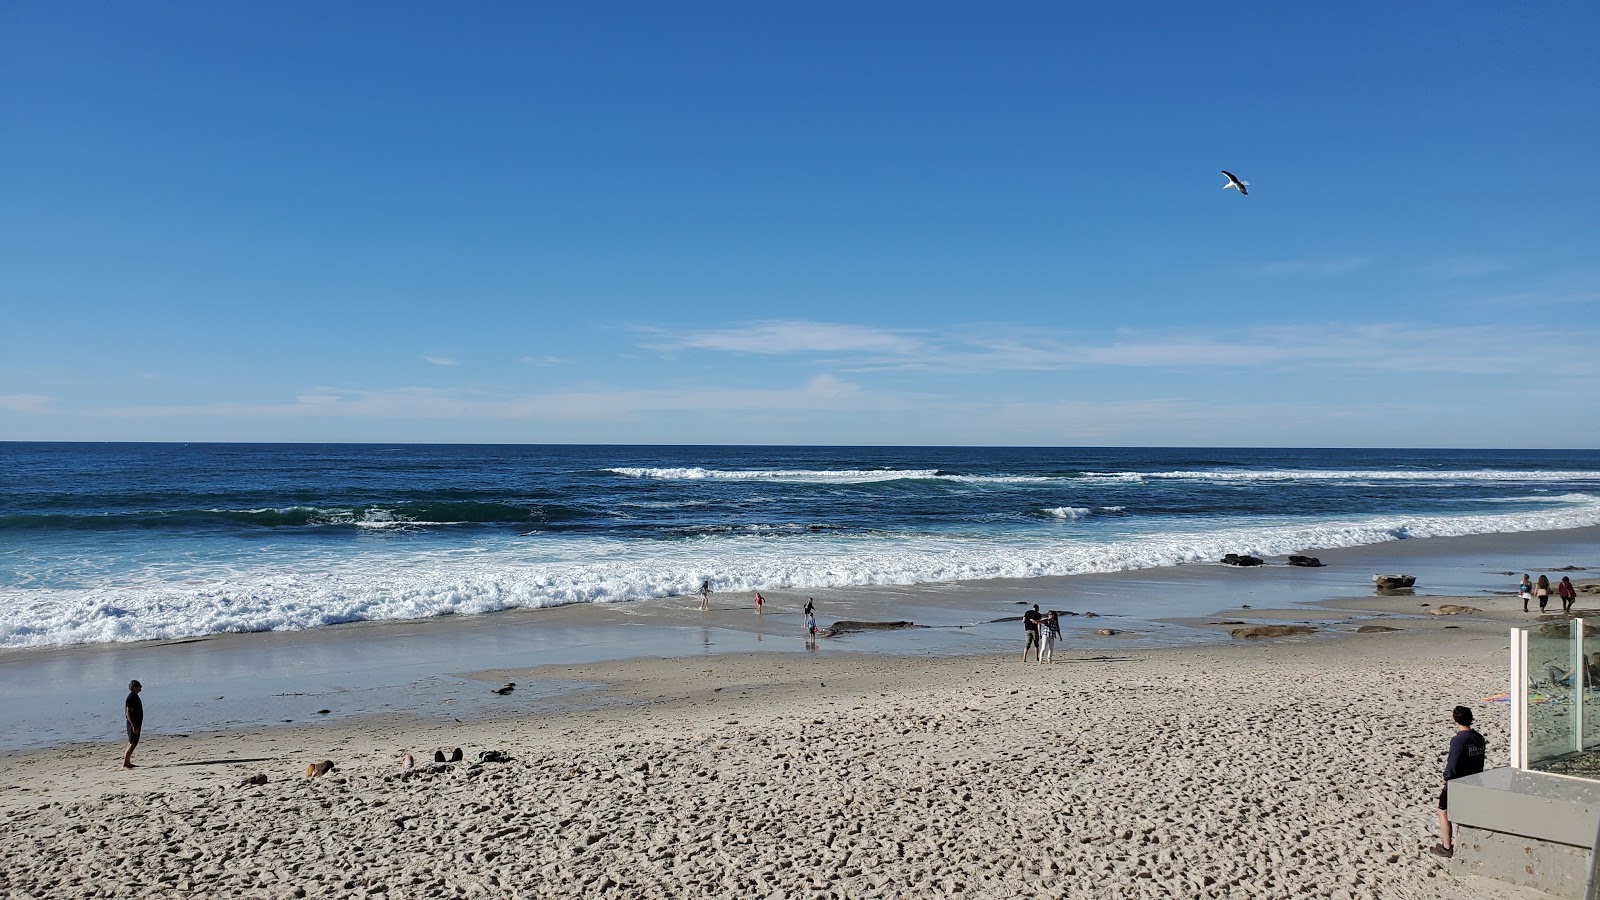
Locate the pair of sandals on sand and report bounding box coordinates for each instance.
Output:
[399,748,461,771]
[399,748,511,771]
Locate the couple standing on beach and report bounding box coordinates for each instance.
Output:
[1022,605,1061,663]
[1520,574,1577,613]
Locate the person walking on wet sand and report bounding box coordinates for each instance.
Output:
[1432,705,1486,858]
[699,579,711,611]
[1022,604,1042,662]
[121,680,143,770]
[1519,574,1535,613]
[754,592,764,614]
[1536,574,1552,612]
[1559,576,1577,614]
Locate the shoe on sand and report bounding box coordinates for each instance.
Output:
[1430,844,1453,858]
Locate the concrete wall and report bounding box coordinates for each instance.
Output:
[1449,767,1600,899]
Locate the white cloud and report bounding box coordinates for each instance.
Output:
[0,394,53,412]
[1239,257,1370,278]
[645,321,923,355]
[520,355,570,366]
[640,320,1597,377]
[1421,256,1511,279]
[422,356,461,367]
[88,374,878,422]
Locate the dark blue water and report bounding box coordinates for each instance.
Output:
[3,443,1597,647]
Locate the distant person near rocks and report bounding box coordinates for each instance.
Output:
[1022,604,1042,662]
[1432,705,1485,859]
[1536,575,1552,612]
[121,680,143,770]
[1519,575,1534,613]
[1559,576,1577,614]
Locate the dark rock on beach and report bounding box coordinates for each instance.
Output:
[1221,554,1264,567]
[825,620,921,635]
[1230,625,1316,639]
[1356,625,1399,633]
[1286,555,1324,568]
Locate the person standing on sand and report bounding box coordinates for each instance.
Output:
[1039,611,1060,664]
[699,579,711,611]
[1536,575,1552,612]
[121,680,143,770]
[805,608,818,638]
[1022,604,1042,662]
[1432,705,1486,859]
[1559,576,1577,614]
[803,597,815,619]
[1519,574,1535,613]
[754,592,764,614]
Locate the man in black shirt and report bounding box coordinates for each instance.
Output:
[1022,605,1042,662]
[121,680,143,770]
[1433,705,1485,858]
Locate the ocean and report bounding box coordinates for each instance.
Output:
[2,443,1598,649]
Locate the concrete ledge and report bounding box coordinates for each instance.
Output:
[1448,767,1600,899]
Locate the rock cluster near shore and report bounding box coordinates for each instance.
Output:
[0,632,1518,900]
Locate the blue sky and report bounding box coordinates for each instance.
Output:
[2,2,1596,446]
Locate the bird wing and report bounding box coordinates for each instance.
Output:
[1238,184,1248,196]
[1221,170,1239,185]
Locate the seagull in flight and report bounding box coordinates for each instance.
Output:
[1221,170,1249,196]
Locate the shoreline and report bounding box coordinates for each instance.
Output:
[0,524,1593,754]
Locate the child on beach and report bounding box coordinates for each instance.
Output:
[700,579,711,611]
[121,680,142,770]
[754,592,764,614]
[805,608,818,637]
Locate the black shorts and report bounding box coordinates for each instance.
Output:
[1437,786,1448,811]
[126,726,140,747]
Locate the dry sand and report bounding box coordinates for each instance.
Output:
[0,587,1565,899]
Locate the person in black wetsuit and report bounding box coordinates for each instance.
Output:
[1433,705,1485,858]
[121,680,143,770]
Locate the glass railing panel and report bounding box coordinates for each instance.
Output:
[1527,622,1575,769]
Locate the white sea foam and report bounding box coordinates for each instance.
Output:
[605,467,942,482]
[609,466,1600,485]
[1044,507,1091,519]
[1092,469,1600,484]
[5,497,1600,649]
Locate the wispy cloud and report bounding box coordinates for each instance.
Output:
[1238,257,1370,278]
[0,394,53,412]
[643,321,923,355]
[639,320,1599,377]
[1421,256,1511,279]
[90,374,876,421]
[520,355,570,366]
[422,356,461,367]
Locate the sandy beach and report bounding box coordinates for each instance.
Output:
[5,569,1589,899]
